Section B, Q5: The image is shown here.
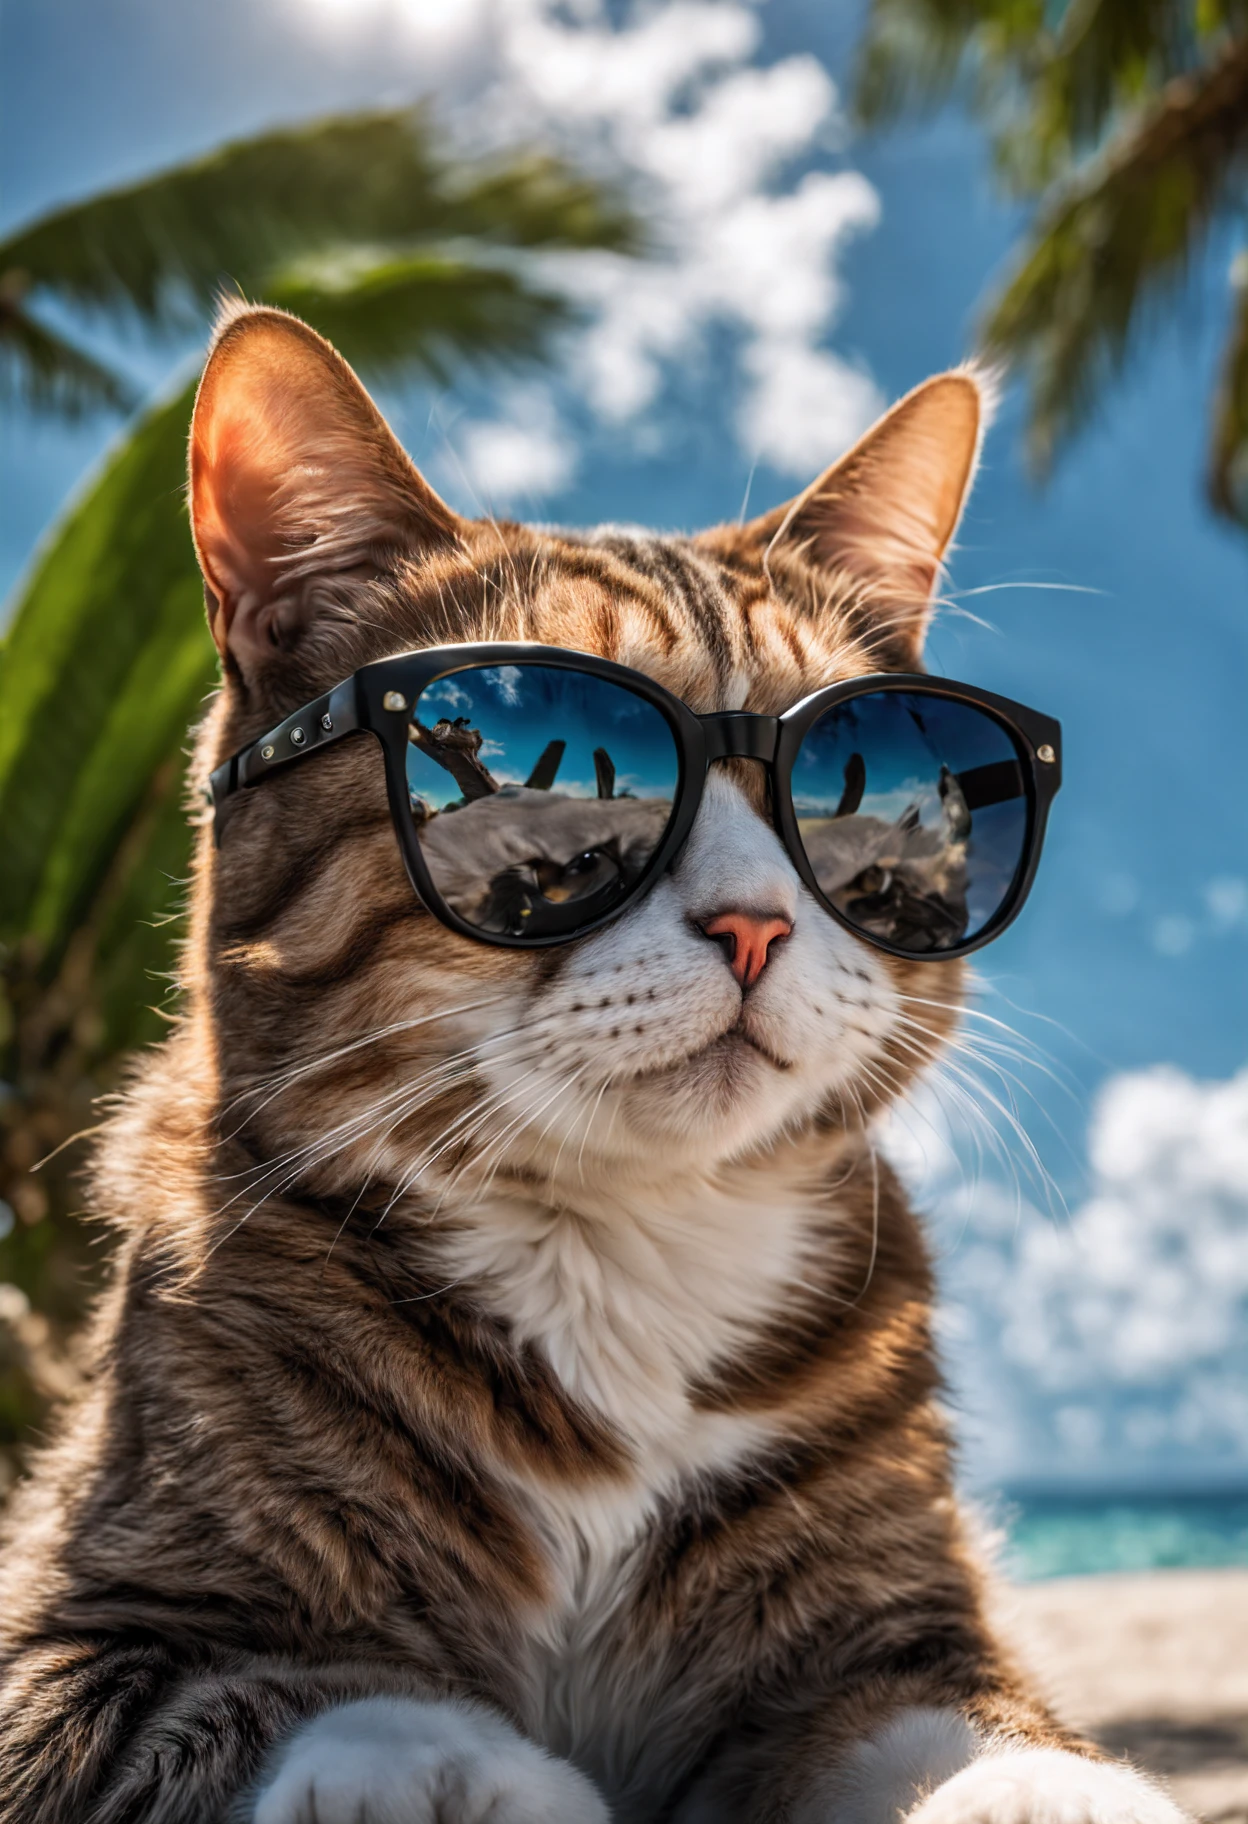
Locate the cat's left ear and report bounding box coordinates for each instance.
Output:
[189,301,464,684]
[745,370,988,665]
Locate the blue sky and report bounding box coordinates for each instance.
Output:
[4,0,1247,1488]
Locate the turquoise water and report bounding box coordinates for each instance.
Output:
[998,1490,1248,1580]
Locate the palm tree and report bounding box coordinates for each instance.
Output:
[854,0,1248,524]
[0,109,636,1475]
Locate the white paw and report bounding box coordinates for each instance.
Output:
[247,1697,610,1824]
[908,1747,1189,1824]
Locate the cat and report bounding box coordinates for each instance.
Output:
[0,303,1184,1824]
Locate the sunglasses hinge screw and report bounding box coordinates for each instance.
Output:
[382,691,408,712]
[1037,743,1056,764]
[260,744,276,761]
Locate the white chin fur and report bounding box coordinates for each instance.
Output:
[245,1697,608,1824]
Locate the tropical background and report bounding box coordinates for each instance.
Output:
[2,0,1247,1582]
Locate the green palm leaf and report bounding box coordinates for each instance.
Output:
[0,379,212,995]
[0,109,638,423]
[855,0,1248,524]
[0,110,636,330]
[981,34,1248,471]
[0,294,134,418]
[0,381,213,1445]
[269,253,572,384]
[1209,257,1248,524]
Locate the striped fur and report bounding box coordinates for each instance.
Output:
[0,310,1182,1824]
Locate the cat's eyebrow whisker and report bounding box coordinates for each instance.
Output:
[946,579,1105,600]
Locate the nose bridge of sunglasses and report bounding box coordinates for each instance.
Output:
[700,713,780,766]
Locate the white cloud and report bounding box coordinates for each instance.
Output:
[1095,871,1139,917]
[892,1063,1248,1483]
[289,0,884,504]
[455,386,578,503]
[422,677,473,713]
[490,665,522,706]
[499,1,760,139]
[739,336,880,473]
[1206,875,1248,931]
[1152,913,1195,956]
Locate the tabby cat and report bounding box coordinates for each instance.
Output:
[0,305,1183,1824]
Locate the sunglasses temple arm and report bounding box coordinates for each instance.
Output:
[207,675,364,844]
[953,757,1029,813]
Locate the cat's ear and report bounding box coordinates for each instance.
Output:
[189,302,463,680]
[749,370,987,664]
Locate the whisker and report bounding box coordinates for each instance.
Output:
[220,996,504,1125]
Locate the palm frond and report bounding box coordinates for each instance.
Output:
[0,110,637,332]
[856,0,1238,183]
[854,0,1048,129]
[446,153,640,254]
[0,379,213,986]
[0,294,133,417]
[268,253,573,385]
[980,33,1248,468]
[1209,255,1248,524]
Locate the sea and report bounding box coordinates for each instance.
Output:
[991,1488,1248,1580]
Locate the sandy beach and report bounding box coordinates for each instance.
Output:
[1001,1570,1248,1821]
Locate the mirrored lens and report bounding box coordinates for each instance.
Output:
[405,663,680,938]
[792,691,1030,953]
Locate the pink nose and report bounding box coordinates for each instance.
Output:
[700,911,793,989]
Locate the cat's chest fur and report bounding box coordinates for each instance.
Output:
[434,1158,845,1795]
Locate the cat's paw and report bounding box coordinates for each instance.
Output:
[908,1747,1188,1824]
[247,1696,609,1824]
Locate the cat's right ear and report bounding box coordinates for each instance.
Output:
[739,370,988,667]
[189,302,463,683]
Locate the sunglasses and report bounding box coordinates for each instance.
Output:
[209,644,1061,961]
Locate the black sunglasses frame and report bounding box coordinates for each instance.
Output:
[210,642,1062,961]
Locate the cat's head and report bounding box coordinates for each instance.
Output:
[186,304,983,1204]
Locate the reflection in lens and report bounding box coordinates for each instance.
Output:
[793,691,1029,953]
[405,664,680,937]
